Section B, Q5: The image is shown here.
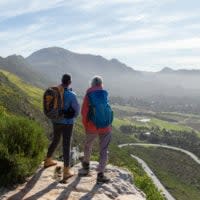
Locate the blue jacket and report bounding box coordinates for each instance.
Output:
[53,88,80,124]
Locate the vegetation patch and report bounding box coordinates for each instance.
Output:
[148,118,192,132]
[0,70,43,110]
[126,146,200,200]
[0,107,47,186]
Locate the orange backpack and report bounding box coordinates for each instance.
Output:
[43,86,64,119]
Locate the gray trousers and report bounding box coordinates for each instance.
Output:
[83,132,111,173]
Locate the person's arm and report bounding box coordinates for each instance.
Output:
[81,94,89,127]
[71,94,80,118]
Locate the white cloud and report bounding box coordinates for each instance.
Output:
[0,20,48,41]
[156,13,199,24]
[0,0,66,20]
[87,37,200,55]
[74,34,200,70]
[86,28,169,44]
[119,14,148,22]
[0,0,200,70]
[77,0,146,11]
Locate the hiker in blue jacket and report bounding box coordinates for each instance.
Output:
[44,74,80,181]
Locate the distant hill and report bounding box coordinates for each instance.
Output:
[1,47,200,97]
[156,67,200,91]
[159,67,174,73]
[0,55,51,88]
[26,47,140,95]
[159,67,200,75]
[26,47,183,97]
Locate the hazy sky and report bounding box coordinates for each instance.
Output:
[0,0,200,71]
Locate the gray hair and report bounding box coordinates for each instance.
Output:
[91,76,103,87]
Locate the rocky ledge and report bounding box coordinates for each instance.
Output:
[1,161,146,200]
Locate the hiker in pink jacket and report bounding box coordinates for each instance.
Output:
[81,76,113,183]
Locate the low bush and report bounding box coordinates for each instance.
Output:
[0,108,47,186]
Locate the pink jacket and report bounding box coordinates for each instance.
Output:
[81,86,112,134]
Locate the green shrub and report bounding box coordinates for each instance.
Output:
[0,110,47,186]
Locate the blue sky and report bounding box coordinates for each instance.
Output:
[0,0,200,71]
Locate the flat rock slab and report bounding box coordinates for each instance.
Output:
[0,161,146,200]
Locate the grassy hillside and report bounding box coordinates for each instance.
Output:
[0,72,48,186]
[0,70,51,135]
[0,55,50,88]
[0,70,44,110]
[0,71,43,118]
[125,146,200,200]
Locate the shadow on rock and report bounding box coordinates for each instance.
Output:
[55,175,82,200]
[24,182,58,200]
[8,168,45,200]
[79,184,102,200]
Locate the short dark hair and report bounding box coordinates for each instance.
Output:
[62,74,71,85]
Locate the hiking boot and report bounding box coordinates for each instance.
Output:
[82,162,90,176]
[82,161,90,170]
[97,172,110,184]
[44,157,57,168]
[63,166,74,180]
[79,157,90,176]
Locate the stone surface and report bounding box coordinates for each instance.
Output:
[0,161,146,200]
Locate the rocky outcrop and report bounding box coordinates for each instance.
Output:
[0,161,146,200]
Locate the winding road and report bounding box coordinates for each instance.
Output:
[130,154,175,200]
[119,143,200,165]
[119,143,200,200]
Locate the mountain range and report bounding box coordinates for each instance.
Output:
[0,55,50,88]
[1,47,200,97]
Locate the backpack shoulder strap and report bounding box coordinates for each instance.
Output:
[54,85,64,109]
